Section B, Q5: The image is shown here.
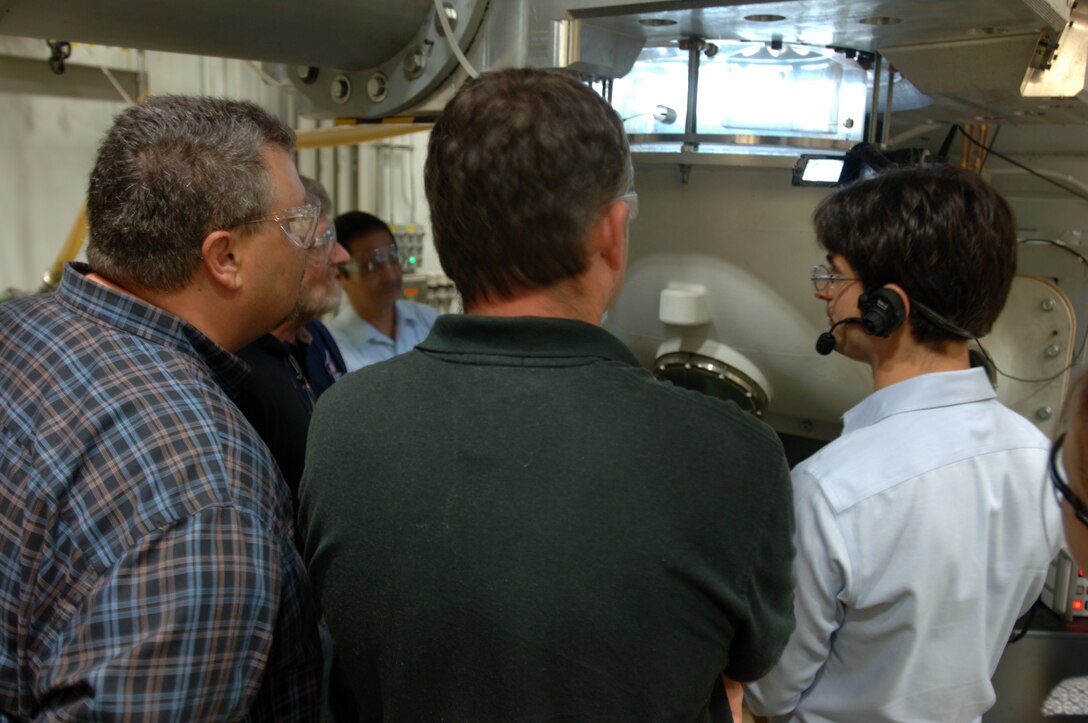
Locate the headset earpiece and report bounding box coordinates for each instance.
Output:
[857,287,906,337]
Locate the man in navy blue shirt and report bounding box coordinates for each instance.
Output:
[235,175,350,502]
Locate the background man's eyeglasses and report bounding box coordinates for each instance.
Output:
[307,225,337,263]
[1051,432,1088,528]
[811,263,858,293]
[339,244,400,276]
[240,204,321,250]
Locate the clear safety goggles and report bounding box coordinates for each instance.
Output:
[241,203,321,250]
[339,244,400,275]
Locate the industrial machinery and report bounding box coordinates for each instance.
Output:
[1,1,1085,125]
[2,0,1083,440]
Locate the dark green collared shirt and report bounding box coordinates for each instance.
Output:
[301,314,795,722]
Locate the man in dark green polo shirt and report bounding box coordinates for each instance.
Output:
[299,67,796,722]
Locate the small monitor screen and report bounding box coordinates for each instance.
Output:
[792,155,846,187]
[802,158,844,183]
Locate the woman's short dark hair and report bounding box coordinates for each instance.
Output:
[815,165,1017,344]
[424,68,631,309]
[86,95,295,293]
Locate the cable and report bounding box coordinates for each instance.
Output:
[971,237,1087,384]
[1021,236,1088,269]
[975,337,1075,384]
[1017,236,1088,370]
[963,236,1088,384]
[936,125,958,160]
[955,125,1088,203]
[986,167,1088,199]
[434,0,479,79]
[1007,597,1038,643]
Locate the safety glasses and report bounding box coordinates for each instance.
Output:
[339,244,400,275]
[241,203,321,250]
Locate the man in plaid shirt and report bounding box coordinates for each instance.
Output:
[0,95,322,720]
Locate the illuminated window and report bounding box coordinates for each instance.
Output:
[613,41,870,152]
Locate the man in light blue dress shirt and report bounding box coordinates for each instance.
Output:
[328,211,439,372]
[746,166,1063,723]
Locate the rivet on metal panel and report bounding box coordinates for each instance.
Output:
[1042,297,1057,311]
[330,75,352,104]
[404,48,427,79]
[297,66,319,85]
[1046,343,1062,358]
[1037,406,1054,421]
[367,73,388,102]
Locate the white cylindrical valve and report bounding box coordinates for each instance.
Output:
[659,282,710,326]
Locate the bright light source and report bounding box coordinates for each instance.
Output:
[613,41,867,143]
[801,158,844,183]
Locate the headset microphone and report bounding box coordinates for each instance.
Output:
[816,317,863,356]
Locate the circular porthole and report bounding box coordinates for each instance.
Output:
[654,346,771,417]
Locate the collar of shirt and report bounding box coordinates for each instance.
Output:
[58,262,249,393]
[842,367,997,435]
[416,314,640,367]
[332,299,431,348]
[245,332,291,359]
[332,303,393,348]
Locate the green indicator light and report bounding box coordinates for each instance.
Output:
[408,256,417,264]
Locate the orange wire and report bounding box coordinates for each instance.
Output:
[977,124,990,172]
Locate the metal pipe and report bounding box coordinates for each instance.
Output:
[882,65,896,147]
[684,39,702,137]
[868,53,883,145]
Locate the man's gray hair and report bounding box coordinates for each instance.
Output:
[86,95,296,292]
[301,176,334,220]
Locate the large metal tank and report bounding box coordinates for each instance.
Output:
[0,0,434,70]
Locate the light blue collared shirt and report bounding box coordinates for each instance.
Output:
[746,367,1063,723]
[328,300,439,373]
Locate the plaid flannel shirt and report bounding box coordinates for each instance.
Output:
[0,264,321,721]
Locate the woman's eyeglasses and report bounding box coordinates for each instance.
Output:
[810,264,857,293]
